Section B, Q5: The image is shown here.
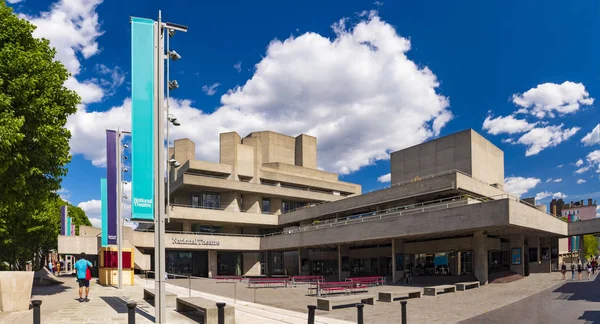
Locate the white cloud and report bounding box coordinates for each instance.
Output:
[535,191,552,201]
[512,81,594,118]
[502,138,515,144]
[577,179,587,184]
[233,62,242,73]
[21,0,104,75]
[202,83,220,96]
[554,178,562,183]
[95,64,125,97]
[78,199,101,226]
[546,178,552,183]
[553,192,567,199]
[516,124,580,156]
[68,14,452,175]
[377,173,390,183]
[576,159,584,167]
[66,99,132,167]
[581,124,600,146]
[588,150,600,164]
[76,182,133,230]
[482,115,536,135]
[504,176,541,198]
[575,165,591,174]
[6,0,24,4]
[64,76,104,104]
[557,164,563,168]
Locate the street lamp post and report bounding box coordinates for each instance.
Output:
[154,11,187,323]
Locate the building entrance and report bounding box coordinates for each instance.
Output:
[166,250,208,277]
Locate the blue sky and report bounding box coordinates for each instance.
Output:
[9,0,600,226]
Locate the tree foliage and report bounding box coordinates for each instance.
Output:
[0,2,82,269]
[583,235,598,260]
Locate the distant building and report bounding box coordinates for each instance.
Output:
[561,199,597,221]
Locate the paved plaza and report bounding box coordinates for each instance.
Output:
[1,272,596,323]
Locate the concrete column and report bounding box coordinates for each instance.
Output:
[243,252,261,276]
[473,231,489,285]
[271,198,282,215]
[182,222,191,232]
[221,192,241,212]
[391,240,396,283]
[510,233,525,276]
[392,239,404,282]
[337,245,342,281]
[242,194,261,213]
[208,251,218,278]
[298,249,302,275]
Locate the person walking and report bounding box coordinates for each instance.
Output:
[56,260,61,276]
[587,262,592,280]
[74,253,93,302]
[561,262,567,280]
[48,260,53,274]
[577,261,583,280]
[571,262,576,280]
[593,259,597,275]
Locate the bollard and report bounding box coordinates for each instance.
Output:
[356,303,364,324]
[189,276,192,297]
[400,300,407,324]
[126,301,137,324]
[32,300,42,324]
[307,305,316,324]
[216,302,226,324]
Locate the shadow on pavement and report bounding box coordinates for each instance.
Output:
[552,275,600,302]
[31,282,71,296]
[578,311,600,323]
[100,296,155,322]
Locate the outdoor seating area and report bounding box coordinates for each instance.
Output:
[308,281,367,297]
[175,297,235,324]
[214,275,243,283]
[423,284,457,296]
[377,289,422,302]
[345,276,385,287]
[247,277,290,288]
[316,295,376,311]
[143,288,177,307]
[455,281,481,291]
[291,275,324,285]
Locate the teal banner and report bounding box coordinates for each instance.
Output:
[66,217,71,236]
[101,178,108,246]
[131,17,155,221]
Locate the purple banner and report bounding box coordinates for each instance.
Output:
[106,130,118,245]
[60,206,67,235]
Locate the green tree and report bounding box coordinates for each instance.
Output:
[583,235,598,260]
[0,2,80,269]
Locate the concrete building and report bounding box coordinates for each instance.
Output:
[60,129,590,285]
[556,199,597,257]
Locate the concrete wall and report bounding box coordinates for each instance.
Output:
[243,252,261,276]
[569,218,600,236]
[390,129,504,188]
[220,132,241,166]
[131,231,261,251]
[528,236,552,273]
[79,226,101,237]
[262,199,510,250]
[295,134,317,169]
[508,200,568,235]
[170,206,278,225]
[58,235,98,255]
[173,138,196,174]
[510,233,524,276]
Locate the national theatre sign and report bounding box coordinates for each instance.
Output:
[171,238,220,246]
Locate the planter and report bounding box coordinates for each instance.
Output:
[0,271,34,312]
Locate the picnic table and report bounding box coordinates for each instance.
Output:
[214,275,243,283]
[292,275,324,285]
[345,276,385,287]
[308,281,367,297]
[247,277,290,288]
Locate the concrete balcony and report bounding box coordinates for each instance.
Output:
[131,231,261,251]
[179,173,346,202]
[170,205,278,225]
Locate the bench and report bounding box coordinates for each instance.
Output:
[316,295,376,311]
[423,285,456,296]
[143,288,177,307]
[455,281,480,291]
[378,289,422,302]
[292,275,324,285]
[247,278,289,288]
[308,281,367,297]
[215,275,243,283]
[345,276,385,287]
[176,297,235,324]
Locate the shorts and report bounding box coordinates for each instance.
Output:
[78,279,90,288]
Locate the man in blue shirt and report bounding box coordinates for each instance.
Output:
[74,252,93,302]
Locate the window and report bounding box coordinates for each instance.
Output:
[282,200,307,213]
[191,224,223,234]
[262,199,271,214]
[192,192,221,209]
